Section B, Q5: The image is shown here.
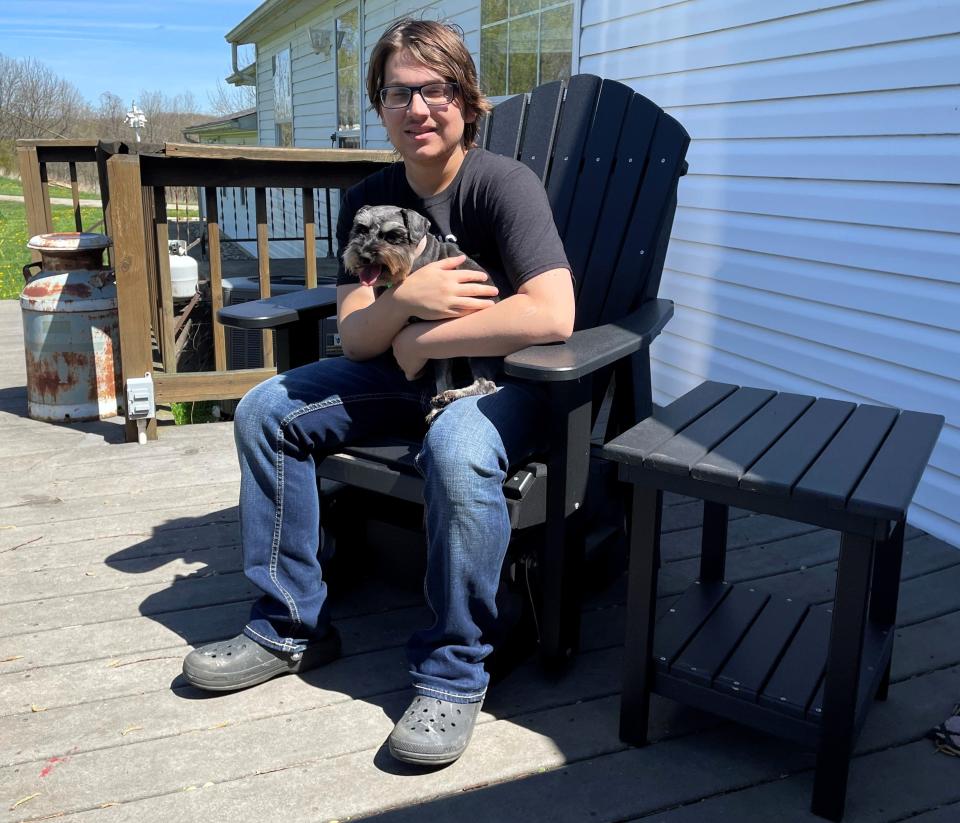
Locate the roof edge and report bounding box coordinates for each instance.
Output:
[226,0,315,44]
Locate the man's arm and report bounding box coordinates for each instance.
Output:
[390,267,574,377]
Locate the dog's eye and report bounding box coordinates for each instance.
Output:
[352,224,368,235]
[386,230,407,244]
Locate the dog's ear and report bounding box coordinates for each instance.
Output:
[401,209,430,244]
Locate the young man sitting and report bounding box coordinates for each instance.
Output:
[183,17,574,766]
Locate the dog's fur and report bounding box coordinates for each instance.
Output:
[343,205,500,422]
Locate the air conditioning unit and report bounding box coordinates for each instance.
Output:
[222,275,342,370]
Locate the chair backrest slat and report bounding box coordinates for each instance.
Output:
[573,92,661,330]
[517,80,565,182]
[597,112,690,326]
[559,79,633,305]
[485,92,528,160]
[543,74,602,237]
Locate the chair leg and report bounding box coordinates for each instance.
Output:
[699,500,728,582]
[538,382,591,668]
[620,486,663,746]
[869,519,905,702]
[812,530,875,821]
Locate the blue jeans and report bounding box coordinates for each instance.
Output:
[232,353,547,703]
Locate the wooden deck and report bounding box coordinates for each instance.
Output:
[2,298,959,822]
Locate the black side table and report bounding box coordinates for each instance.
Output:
[602,381,943,821]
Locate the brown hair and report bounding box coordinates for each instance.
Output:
[366,18,492,148]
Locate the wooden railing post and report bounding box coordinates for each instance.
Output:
[107,153,157,443]
[16,145,50,262]
[204,187,227,372]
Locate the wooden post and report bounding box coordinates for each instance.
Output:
[153,187,177,373]
[141,185,161,353]
[16,145,50,262]
[69,162,82,231]
[96,141,124,267]
[205,187,227,372]
[255,187,274,368]
[303,187,318,289]
[107,154,157,443]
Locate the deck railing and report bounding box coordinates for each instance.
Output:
[106,143,397,442]
[15,138,127,262]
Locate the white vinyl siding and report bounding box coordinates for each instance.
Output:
[580,0,960,548]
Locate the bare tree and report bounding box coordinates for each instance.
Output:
[91,92,129,141]
[207,78,256,118]
[0,53,87,141]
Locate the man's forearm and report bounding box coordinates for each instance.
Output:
[406,291,572,359]
[337,287,410,361]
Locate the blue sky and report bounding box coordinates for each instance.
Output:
[0,0,263,112]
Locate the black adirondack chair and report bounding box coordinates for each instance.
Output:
[218,74,690,665]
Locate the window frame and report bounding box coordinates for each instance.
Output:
[335,7,362,147]
[272,46,293,147]
[480,0,577,99]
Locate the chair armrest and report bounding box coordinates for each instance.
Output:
[503,298,674,382]
[217,285,338,330]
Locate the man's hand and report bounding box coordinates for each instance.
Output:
[392,322,433,381]
[393,255,498,320]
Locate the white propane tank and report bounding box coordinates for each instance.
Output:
[168,239,199,300]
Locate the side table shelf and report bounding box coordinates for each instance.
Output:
[651,579,894,748]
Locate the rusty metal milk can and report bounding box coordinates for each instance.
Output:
[20,232,122,422]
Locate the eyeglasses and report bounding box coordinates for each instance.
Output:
[378,82,458,109]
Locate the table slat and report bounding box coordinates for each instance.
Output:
[691,392,814,487]
[645,387,775,475]
[714,595,808,700]
[603,381,737,467]
[740,398,856,496]
[759,605,832,719]
[847,411,945,521]
[671,585,769,686]
[793,404,899,510]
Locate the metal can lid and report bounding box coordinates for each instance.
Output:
[27,232,112,252]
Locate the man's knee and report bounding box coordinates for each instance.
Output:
[419,397,506,483]
[234,376,290,447]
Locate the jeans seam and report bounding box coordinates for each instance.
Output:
[245,624,299,653]
[414,684,486,701]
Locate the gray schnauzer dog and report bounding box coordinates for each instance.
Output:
[343,204,500,423]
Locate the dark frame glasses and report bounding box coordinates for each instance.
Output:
[378,82,459,109]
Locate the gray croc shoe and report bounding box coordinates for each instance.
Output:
[388,695,483,766]
[182,628,341,692]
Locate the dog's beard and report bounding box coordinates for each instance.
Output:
[344,243,415,288]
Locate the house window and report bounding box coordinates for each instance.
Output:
[273,47,293,146]
[481,1,574,97]
[335,8,361,146]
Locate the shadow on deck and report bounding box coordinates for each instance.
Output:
[2,300,958,822]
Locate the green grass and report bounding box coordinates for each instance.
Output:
[0,175,99,201]
[0,201,105,299]
[170,401,220,425]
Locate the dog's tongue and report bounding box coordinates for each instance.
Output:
[358,265,383,287]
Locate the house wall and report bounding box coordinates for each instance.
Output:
[580,0,960,548]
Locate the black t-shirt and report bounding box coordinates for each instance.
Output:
[335,148,570,297]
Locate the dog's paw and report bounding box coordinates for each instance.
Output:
[475,378,497,396]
